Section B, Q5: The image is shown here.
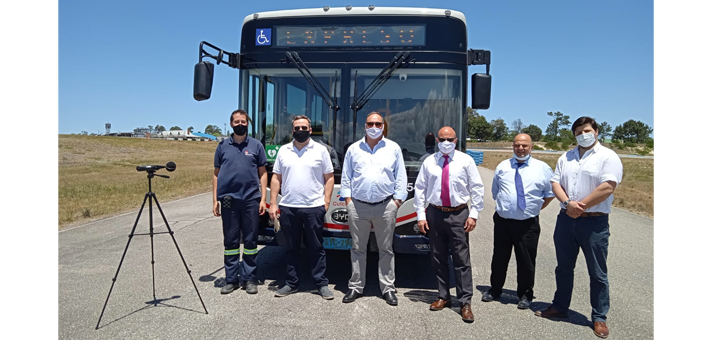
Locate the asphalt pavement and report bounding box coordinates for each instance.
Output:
[59,166,654,339]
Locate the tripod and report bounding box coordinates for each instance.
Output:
[96,169,208,329]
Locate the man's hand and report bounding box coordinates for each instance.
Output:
[464,217,477,232]
[566,201,586,219]
[213,201,221,217]
[259,200,267,215]
[417,220,429,233]
[324,200,330,211]
[394,199,402,208]
[345,197,352,204]
[269,203,280,220]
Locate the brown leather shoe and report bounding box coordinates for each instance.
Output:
[429,298,450,311]
[534,305,568,318]
[593,321,609,338]
[461,304,474,323]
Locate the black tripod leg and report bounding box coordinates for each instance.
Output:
[148,190,157,303]
[151,193,209,314]
[96,193,150,329]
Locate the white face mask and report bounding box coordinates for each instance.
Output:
[366,127,383,139]
[514,154,530,161]
[576,132,596,148]
[438,141,456,154]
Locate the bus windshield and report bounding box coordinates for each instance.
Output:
[243,66,462,170]
[350,68,462,168]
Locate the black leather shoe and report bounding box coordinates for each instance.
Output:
[481,291,501,302]
[342,290,362,303]
[517,296,532,309]
[383,291,398,306]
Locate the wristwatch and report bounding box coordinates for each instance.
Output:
[562,200,570,209]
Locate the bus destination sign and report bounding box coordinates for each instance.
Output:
[274,25,426,47]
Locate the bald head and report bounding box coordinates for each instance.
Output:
[437,126,456,139]
[512,133,533,160]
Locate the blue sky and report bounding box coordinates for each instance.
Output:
[59,0,652,135]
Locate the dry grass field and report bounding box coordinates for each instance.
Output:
[478,151,654,218]
[59,135,653,228]
[59,135,217,228]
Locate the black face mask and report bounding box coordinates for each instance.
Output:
[232,124,247,136]
[293,130,310,143]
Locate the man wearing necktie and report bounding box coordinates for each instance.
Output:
[414,126,484,323]
[483,133,554,309]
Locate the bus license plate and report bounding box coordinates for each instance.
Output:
[323,237,352,250]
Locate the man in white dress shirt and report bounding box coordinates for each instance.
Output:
[340,112,408,306]
[483,133,554,309]
[535,117,623,339]
[414,126,484,323]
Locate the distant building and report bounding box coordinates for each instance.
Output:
[157,130,217,141]
[133,127,151,138]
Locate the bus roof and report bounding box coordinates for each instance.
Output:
[242,6,466,26]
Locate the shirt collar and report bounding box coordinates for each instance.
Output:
[360,136,385,150]
[434,150,456,162]
[230,134,249,145]
[290,138,315,152]
[510,155,532,167]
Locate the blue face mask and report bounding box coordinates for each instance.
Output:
[514,154,530,161]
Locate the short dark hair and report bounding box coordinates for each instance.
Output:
[292,115,311,126]
[366,112,383,122]
[230,109,250,123]
[571,116,598,134]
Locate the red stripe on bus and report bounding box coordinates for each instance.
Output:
[396,212,417,223]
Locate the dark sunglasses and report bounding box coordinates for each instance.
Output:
[438,138,456,142]
[293,126,310,131]
[366,122,383,128]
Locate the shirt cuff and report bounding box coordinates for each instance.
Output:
[416,210,427,221]
[394,192,408,201]
[468,208,479,219]
[340,189,352,198]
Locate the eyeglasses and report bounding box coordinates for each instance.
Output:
[293,126,310,131]
[438,138,456,142]
[366,122,383,128]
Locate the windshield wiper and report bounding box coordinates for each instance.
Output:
[285,52,340,112]
[351,51,412,138]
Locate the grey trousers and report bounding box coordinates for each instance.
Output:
[347,199,398,294]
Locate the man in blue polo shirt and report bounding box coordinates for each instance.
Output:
[213,109,268,295]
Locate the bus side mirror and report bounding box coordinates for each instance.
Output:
[471,73,491,110]
[193,61,214,101]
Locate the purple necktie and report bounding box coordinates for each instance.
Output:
[441,155,451,206]
[515,162,527,211]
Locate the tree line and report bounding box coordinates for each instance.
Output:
[466,107,653,146]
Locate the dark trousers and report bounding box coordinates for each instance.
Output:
[279,205,329,288]
[489,212,541,299]
[220,198,260,284]
[427,206,473,306]
[552,211,610,322]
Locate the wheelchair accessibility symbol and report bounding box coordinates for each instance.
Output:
[256,29,271,46]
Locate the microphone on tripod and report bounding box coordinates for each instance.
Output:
[136,161,177,172]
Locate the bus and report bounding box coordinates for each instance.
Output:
[193,6,491,254]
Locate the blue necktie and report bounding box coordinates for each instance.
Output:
[515,162,527,211]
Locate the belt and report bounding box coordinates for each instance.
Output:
[354,195,393,206]
[560,209,608,217]
[429,203,468,212]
